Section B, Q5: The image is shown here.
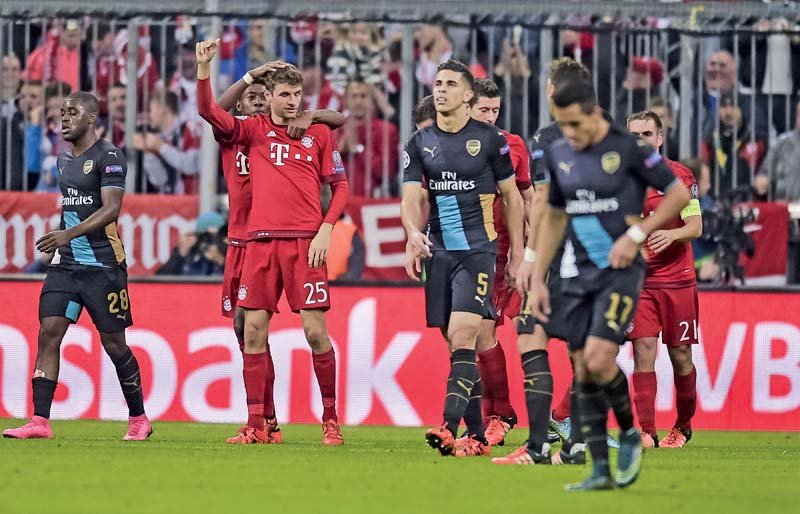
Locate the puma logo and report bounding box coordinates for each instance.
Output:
[122,376,140,388]
[116,314,128,321]
[518,315,529,325]
[423,146,437,158]
[558,161,574,174]
[108,150,119,157]
[456,379,472,394]
[474,295,486,306]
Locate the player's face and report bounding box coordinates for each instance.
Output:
[433,70,473,115]
[237,84,268,116]
[553,103,601,150]
[268,83,303,120]
[628,118,662,150]
[470,96,501,125]
[61,97,95,142]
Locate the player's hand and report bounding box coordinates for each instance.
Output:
[195,39,219,64]
[250,60,288,79]
[647,230,676,254]
[528,279,551,323]
[309,224,333,268]
[288,111,312,139]
[609,234,640,269]
[36,230,72,253]
[407,230,433,259]
[515,259,535,294]
[505,252,522,289]
[404,243,423,282]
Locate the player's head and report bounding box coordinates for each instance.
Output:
[547,57,591,103]
[61,91,99,142]
[413,95,436,130]
[551,77,604,150]
[266,65,303,121]
[344,77,374,120]
[433,60,474,115]
[236,79,268,116]
[627,110,663,150]
[469,78,501,125]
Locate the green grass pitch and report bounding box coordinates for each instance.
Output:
[0,419,796,514]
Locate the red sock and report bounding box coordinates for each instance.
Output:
[553,382,572,421]
[674,367,697,432]
[243,352,268,428]
[478,342,513,418]
[632,371,657,436]
[312,348,338,422]
[263,343,276,420]
[477,356,495,419]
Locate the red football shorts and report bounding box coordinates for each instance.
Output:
[237,238,330,313]
[492,257,522,326]
[221,244,247,318]
[628,286,699,347]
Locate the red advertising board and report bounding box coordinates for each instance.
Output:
[0,192,198,276]
[0,281,798,430]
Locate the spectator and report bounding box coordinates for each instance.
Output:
[412,95,436,130]
[97,82,128,150]
[617,57,663,121]
[135,89,200,194]
[648,97,679,161]
[2,54,21,107]
[22,19,82,92]
[702,91,766,198]
[702,50,767,139]
[492,36,535,135]
[414,24,453,89]
[300,53,342,113]
[156,212,226,275]
[0,55,24,190]
[169,43,201,127]
[335,78,399,197]
[32,82,72,193]
[326,23,384,93]
[756,99,800,202]
[327,214,364,281]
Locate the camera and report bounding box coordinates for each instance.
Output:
[700,186,756,285]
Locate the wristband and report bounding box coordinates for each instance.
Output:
[626,225,647,245]
[524,247,537,263]
[242,72,255,85]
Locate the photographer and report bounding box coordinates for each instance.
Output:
[156,212,226,276]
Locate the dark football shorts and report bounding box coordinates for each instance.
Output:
[557,261,646,351]
[516,267,569,338]
[39,265,133,333]
[423,250,496,328]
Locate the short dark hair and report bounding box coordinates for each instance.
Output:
[552,78,596,113]
[436,59,474,90]
[470,78,499,106]
[627,110,663,132]
[550,57,591,90]
[150,89,180,115]
[68,91,99,116]
[267,65,304,92]
[110,82,126,91]
[345,76,369,94]
[44,82,72,102]
[412,95,436,126]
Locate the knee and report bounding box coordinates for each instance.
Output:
[448,326,478,351]
[37,321,65,354]
[303,323,329,350]
[100,335,129,361]
[584,349,613,380]
[669,346,694,373]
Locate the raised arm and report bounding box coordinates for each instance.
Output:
[196,40,238,138]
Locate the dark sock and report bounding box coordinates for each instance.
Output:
[578,381,610,476]
[463,377,486,442]
[111,348,145,417]
[632,371,657,436]
[312,348,338,422]
[32,377,57,419]
[243,352,268,428]
[263,343,276,419]
[477,343,513,418]
[674,367,697,432]
[567,378,584,446]
[602,369,634,431]
[521,350,553,452]
[443,349,478,436]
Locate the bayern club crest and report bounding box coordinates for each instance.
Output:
[238,285,248,301]
[301,136,314,148]
[223,297,233,312]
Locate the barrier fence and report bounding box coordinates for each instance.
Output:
[0,279,798,430]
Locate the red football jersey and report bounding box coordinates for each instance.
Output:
[494,130,532,257]
[643,158,700,288]
[198,78,347,239]
[217,138,251,245]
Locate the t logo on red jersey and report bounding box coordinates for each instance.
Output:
[270,143,290,166]
[235,151,250,175]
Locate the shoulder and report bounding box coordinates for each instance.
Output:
[502,130,526,148]
[665,159,696,183]
[307,123,333,138]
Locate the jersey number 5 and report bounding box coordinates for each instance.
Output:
[107,289,129,313]
[476,273,489,296]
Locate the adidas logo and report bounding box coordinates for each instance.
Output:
[267,130,277,137]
